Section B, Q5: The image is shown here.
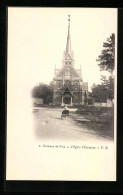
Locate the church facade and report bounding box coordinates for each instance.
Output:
[53,16,88,106]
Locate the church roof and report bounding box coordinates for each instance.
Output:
[71,66,80,77]
[56,66,80,78]
[56,67,65,77]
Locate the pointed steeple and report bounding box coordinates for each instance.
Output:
[63,15,74,66]
[66,15,71,55]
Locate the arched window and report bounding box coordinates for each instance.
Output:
[74,81,79,90]
[66,61,71,65]
[65,80,71,85]
[64,80,71,89]
[65,67,70,75]
[57,81,62,89]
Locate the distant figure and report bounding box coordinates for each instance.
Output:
[64,105,69,110]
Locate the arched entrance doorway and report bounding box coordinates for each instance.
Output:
[61,86,73,106]
[61,92,72,106]
[64,95,71,104]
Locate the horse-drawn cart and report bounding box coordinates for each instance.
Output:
[61,109,69,119]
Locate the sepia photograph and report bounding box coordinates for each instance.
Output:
[7,7,117,181]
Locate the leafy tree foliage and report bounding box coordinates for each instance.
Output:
[91,34,115,104]
[96,33,115,74]
[31,83,53,104]
[87,92,94,105]
[91,84,107,103]
[91,75,114,103]
[101,75,114,101]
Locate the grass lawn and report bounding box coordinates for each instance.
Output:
[74,106,114,140]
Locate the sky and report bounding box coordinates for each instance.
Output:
[8,8,117,91]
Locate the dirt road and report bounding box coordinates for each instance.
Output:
[33,107,113,143]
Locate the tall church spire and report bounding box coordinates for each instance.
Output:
[66,15,71,55]
[63,15,74,66]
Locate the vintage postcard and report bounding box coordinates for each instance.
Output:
[6,7,117,181]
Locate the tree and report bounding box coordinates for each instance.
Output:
[91,75,114,105]
[101,75,114,102]
[95,34,115,104]
[87,92,94,105]
[96,33,115,75]
[84,90,87,104]
[91,84,107,104]
[31,83,53,104]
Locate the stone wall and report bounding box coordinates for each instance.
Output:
[32,98,43,105]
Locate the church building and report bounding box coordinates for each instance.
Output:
[53,16,88,106]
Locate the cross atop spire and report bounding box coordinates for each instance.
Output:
[68,15,70,22]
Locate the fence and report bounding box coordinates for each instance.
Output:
[93,102,113,107]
